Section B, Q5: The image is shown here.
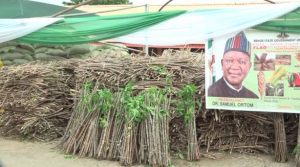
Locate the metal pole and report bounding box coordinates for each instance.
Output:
[144,4,149,56]
[158,0,173,12]
[264,0,275,4]
[145,4,149,13]
[61,5,145,17]
[19,0,24,15]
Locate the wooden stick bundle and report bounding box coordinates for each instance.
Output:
[138,88,171,166]
[296,116,300,167]
[273,113,288,162]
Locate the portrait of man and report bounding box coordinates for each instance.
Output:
[208,31,258,98]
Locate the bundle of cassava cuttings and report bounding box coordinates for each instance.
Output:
[273,113,288,162]
[61,82,114,157]
[177,84,201,160]
[295,115,300,167]
[61,82,172,166]
[137,86,171,166]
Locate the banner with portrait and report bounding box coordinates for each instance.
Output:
[205,29,300,113]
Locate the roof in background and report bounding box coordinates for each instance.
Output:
[29,0,69,6]
[77,3,291,16]
[21,0,300,17]
[28,0,300,5]
[0,0,84,18]
[129,0,299,5]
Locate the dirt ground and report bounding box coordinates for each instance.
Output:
[0,137,295,167]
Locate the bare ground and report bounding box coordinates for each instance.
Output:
[0,137,295,167]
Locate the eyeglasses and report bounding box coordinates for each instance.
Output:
[223,59,248,65]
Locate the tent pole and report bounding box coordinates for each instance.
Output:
[158,0,173,12]
[61,5,145,17]
[144,4,149,56]
[264,0,275,4]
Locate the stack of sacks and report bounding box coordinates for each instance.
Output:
[0,41,34,65]
[0,41,130,66]
[34,44,92,60]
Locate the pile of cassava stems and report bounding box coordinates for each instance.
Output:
[0,50,297,166]
[0,62,75,141]
[61,51,295,166]
[61,53,204,166]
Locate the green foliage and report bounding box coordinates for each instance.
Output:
[64,154,76,159]
[292,144,300,155]
[78,82,94,113]
[70,0,129,5]
[77,82,113,127]
[177,84,199,123]
[78,82,170,126]
[142,86,169,117]
[122,83,147,123]
[151,65,168,75]
[122,84,168,123]
[151,65,174,86]
[96,89,113,127]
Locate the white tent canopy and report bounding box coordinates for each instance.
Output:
[0,18,61,43]
[113,3,300,46]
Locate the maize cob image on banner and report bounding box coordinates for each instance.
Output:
[265,66,288,96]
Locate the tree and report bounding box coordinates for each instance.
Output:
[69,0,129,5]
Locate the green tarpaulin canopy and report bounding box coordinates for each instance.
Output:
[0,0,85,18]
[3,3,300,45]
[254,7,300,33]
[18,10,186,44]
